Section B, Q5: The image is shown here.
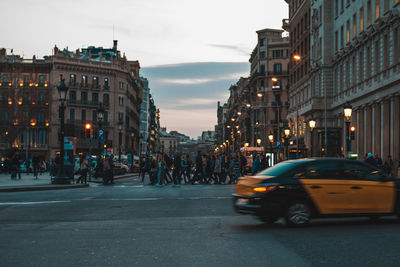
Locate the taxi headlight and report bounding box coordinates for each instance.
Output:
[253,185,278,193]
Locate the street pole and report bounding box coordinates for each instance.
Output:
[346,121,350,155]
[88,135,92,182]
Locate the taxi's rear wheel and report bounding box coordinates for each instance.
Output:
[286,200,311,227]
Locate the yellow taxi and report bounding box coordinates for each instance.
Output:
[233,158,399,226]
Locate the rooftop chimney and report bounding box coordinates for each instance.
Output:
[113,40,118,51]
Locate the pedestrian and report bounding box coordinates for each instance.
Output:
[163,154,173,184]
[10,154,19,180]
[261,154,268,170]
[139,157,146,181]
[375,154,383,169]
[240,153,247,175]
[384,155,394,176]
[156,154,165,187]
[180,155,188,184]
[251,155,261,175]
[102,155,112,185]
[150,156,157,185]
[192,151,204,184]
[77,154,89,184]
[185,155,192,183]
[172,154,181,187]
[229,156,241,183]
[214,155,221,184]
[32,156,39,179]
[365,153,377,167]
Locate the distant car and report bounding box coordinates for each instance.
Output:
[233,158,400,226]
[113,161,129,174]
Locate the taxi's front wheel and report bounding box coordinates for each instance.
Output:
[286,200,311,227]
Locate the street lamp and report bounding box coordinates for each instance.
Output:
[284,128,290,160]
[52,78,70,184]
[293,54,301,61]
[343,103,353,155]
[309,118,316,157]
[118,119,123,162]
[97,103,105,156]
[257,138,261,146]
[130,132,135,171]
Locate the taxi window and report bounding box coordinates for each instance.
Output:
[340,162,381,181]
[292,162,338,179]
[257,162,296,177]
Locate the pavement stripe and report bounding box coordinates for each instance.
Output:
[0,200,71,205]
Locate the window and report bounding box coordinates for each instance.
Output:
[81,110,86,121]
[38,130,46,145]
[366,46,371,78]
[273,63,282,74]
[70,109,75,121]
[359,50,364,82]
[23,75,30,86]
[37,111,45,124]
[39,75,46,87]
[260,38,265,47]
[81,75,87,87]
[260,65,265,74]
[272,50,283,58]
[383,34,389,69]
[340,25,344,48]
[335,0,339,17]
[340,162,382,181]
[118,96,124,106]
[92,110,97,122]
[92,76,99,88]
[292,162,339,179]
[69,91,76,101]
[384,0,389,11]
[104,77,109,89]
[394,27,399,64]
[1,73,10,83]
[341,0,344,12]
[352,56,356,85]
[260,51,266,59]
[103,94,110,106]
[335,31,338,51]
[375,0,380,19]
[81,92,88,104]
[346,20,350,43]
[119,81,124,90]
[92,93,98,104]
[353,14,357,38]
[104,111,108,123]
[360,7,364,32]
[70,74,76,86]
[367,1,372,25]
[375,40,380,74]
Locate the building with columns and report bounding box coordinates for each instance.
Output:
[284,0,400,174]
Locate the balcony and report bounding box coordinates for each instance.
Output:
[68,99,99,107]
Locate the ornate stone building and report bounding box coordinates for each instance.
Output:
[0,40,143,160]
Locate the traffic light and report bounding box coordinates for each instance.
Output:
[350,126,356,140]
[85,123,92,138]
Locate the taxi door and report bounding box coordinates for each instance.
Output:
[297,162,353,214]
[342,162,395,213]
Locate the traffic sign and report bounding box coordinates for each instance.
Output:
[276,141,282,150]
[98,129,104,142]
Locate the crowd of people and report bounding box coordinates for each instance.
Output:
[364,153,395,176]
[138,151,271,187]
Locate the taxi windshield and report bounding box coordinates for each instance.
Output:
[257,162,296,177]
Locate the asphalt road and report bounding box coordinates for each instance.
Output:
[1,176,400,267]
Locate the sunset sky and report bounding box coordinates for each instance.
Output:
[0,0,288,138]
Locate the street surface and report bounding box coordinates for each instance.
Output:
[1,176,400,267]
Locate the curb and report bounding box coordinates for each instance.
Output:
[0,184,89,193]
[90,173,139,184]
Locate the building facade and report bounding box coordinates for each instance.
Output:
[0,40,143,160]
[284,0,400,174]
[0,50,51,160]
[139,77,150,155]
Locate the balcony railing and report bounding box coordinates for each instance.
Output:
[68,99,99,107]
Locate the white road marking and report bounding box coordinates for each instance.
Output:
[0,200,71,205]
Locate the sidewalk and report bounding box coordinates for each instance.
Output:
[0,172,138,192]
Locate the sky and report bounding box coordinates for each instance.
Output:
[0,0,288,138]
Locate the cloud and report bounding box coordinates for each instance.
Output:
[157,72,248,85]
[208,43,250,56]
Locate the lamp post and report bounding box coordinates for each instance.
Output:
[268,132,274,164]
[344,103,353,156]
[52,78,69,184]
[97,103,105,156]
[130,132,135,171]
[309,118,316,157]
[284,128,290,160]
[118,119,123,162]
